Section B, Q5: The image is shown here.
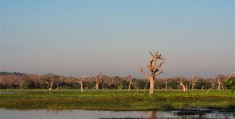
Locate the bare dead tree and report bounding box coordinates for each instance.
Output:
[117,81,124,90]
[54,76,64,90]
[41,73,59,91]
[140,51,165,94]
[101,76,108,90]
[114,77,125,90]
[179,81,186,92]
[106,77,114,89]
[209,78,216,89]
[132,79,139,92]
[222,72,231,81]
[126,74,134,91]
[95,74,102,91]
[217,77,222,91]
[74,75,86,92]
[191,75,199,90]
[162,78,168,91]
[221,73,231,90]
[19,75,29,89]
[217,73,231,91]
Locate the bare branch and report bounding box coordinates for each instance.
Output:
[139,67,149,79]
[153,68,159,74]
[156,60,165,69]
[155,70,163,76]
[153,52,159,66]
[149,52,154,57]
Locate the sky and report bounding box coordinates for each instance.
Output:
[0,0,234,78]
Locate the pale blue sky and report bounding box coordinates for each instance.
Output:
[1,0,234,78]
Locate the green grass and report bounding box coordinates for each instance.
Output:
[0,89,234,111]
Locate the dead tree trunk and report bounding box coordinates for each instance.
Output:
[179,81,186,92]
[140,51,165,94]
[217,78,221,91]
[126,74,134,91]
[49,81,53,91]
[20,81,24,90]
[149,75,155,94]
[144,80,149,90]
[128,81,132,91]
[132,81,139,92]
[42,73,59,91]
[95,83,99,91]
[210,80,215,89]
[56,83,59,90]
[76,75,86,93]
[120,85,123,90]
[191,75,199,90]
[79,82,83,92]
[163,80,168,91]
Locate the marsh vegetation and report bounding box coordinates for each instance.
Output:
[0,89,234,111]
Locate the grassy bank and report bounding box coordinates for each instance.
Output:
[0,89,234,111]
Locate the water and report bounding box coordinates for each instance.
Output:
[0,108,234,119]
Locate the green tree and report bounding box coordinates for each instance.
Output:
[223,77,235,95]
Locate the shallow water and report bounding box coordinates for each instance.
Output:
[0,92,21,94]
[0,108,234,119]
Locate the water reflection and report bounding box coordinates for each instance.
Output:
[1,108,234,119]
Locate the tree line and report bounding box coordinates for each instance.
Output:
[0,72,234,92]
[1,51,234,93]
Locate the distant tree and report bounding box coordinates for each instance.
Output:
[140,51,165,94]
[99,75,110,89]
[125,74,134,91]
[64,77,76,89]
[74,75,86,92]
[106,76,115,89]
[217,73,231,91]
[167,78,177,89]
[143,78,150,91]
[209,78,216,89]
[191,75,199,90]
[217,78,222,91]
[113,76,125,90]
[18,74,29,89]
[0,75,19,89]
[162,78,169,90]
[0,72,26,76]
[54,76,64,90]
[40,73,59,91]
[223,77,235,94]
[26,74,40,89]
[95,74,103,91]
[194,78,207,90]
[132,79,140,92]
[178,77,189,92]
[179,81,186,92]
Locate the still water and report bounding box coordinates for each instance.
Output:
[0,108,234,119]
